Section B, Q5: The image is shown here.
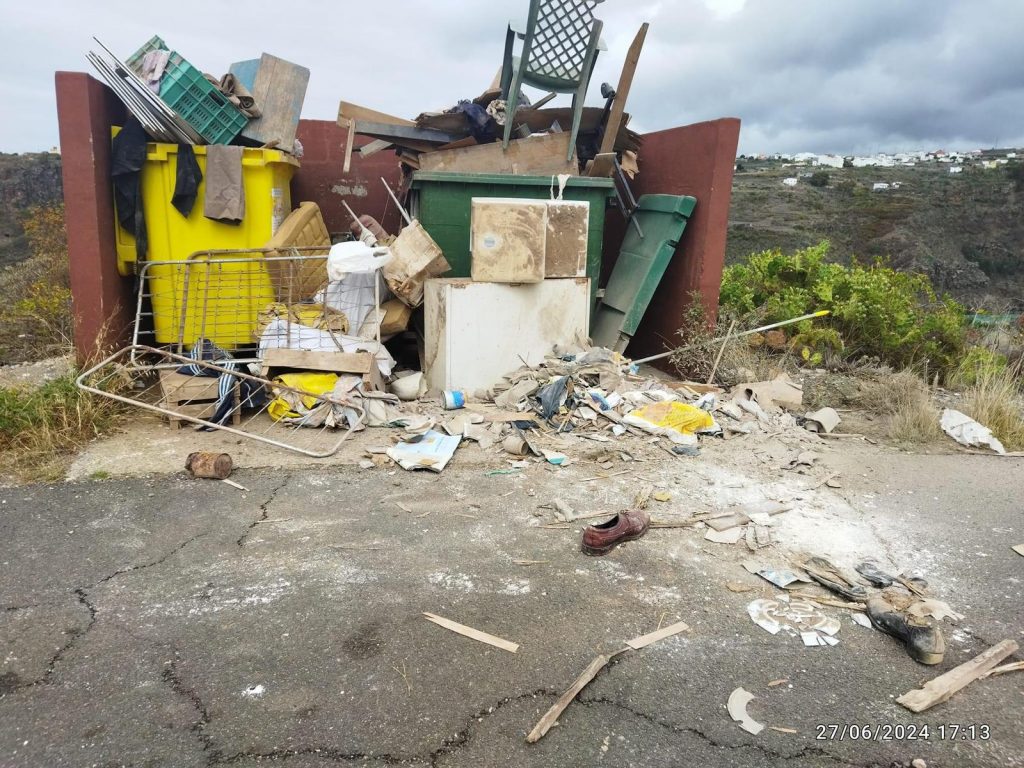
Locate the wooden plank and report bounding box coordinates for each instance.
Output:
[341,118,355,174]
[358,139,394,157]
[419,132,576,175]
[235,54,309,150]
[599,23,648,155]
[352,120,458,145]
[337,101,415,127]
[625,621,690,650]
[587,152,617,178]
[896,639,1018,713]
[422,612,519,653]
[527,654,612,743]
[261,349,373,375]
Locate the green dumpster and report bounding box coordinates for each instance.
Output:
[409,171,615,301]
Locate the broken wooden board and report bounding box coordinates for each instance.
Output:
[338,101,415,126]
[587,152,617,178]
[1012,544,1024,557]
[625,621,690,650]
[599,23,649,155]
[527,653,613,743]
[419,132,577,175]
[352,120,457,149]
[422,612,519,653]
[260,349,372,376]
[232,54,309,151]
[358,139,393,156]
[896,639,1018,713]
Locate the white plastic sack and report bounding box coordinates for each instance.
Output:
[324,242,393,332]
[940,408,1006,454]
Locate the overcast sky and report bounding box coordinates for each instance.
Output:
[1,0,1022,155]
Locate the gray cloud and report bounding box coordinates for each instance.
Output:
[0,0,1021,155]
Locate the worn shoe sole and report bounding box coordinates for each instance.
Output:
[581,529,647,556]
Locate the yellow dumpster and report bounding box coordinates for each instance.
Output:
[113,140,298,349]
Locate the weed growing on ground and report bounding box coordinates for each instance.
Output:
[0,371,124,482]
[960,362,1024,452]
[857,370,942,444]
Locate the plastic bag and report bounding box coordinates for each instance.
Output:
[623,401,719,444]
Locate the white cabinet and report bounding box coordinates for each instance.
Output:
[424,278,590,394]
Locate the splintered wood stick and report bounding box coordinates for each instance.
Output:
[625,621,690,650]
[527,653,615,743]
[527,621,692,743]
[422,613,519,653]
[896,639,1018,713]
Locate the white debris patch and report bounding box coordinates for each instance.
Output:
[143,578,293,618]
[241,684,266,699]
[427,571,476,593]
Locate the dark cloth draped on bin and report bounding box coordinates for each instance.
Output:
[172,144,203,217]
[204,145,245,224]
[111,118,149,260]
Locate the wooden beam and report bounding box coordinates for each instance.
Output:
[341,118,355,173]
[337,101,415,127]
[625,621,690,650]
[418,132,576,175]
[896,639,1019,713]
[261,349,373,375]
[358,139,394,157]
[599,23,648,155]
[353,120,459,146]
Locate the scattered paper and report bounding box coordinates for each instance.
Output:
[387,430,461,472]
[747,598,841,640]
[705,527,745,544]
[851,613,872,628]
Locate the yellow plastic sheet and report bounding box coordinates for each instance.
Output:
[267,371,339,421]
[625,401,715,438]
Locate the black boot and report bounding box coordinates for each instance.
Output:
[866,596,945,665]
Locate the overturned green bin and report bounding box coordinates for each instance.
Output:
[591,194,698,352]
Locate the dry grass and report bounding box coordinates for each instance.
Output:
[960,363,1024,452]
[857,370,942,443]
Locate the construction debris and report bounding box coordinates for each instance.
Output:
[727,688,765,735]
[940,409,1007,454]
[526,620,690,743]
[422,612,519,653]
[896,639,1019,713]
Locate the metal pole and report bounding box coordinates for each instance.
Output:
[630,310,831,366]
[381,177,413,226]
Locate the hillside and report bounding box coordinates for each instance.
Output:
[1,151,1022,311]
[0,152,64,270]
[727,159,1024,309]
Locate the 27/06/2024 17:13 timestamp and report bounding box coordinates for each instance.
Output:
[815,724,991,741]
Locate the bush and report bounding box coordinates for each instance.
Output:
[808,171,830,188]
[719,241,967,374]
[0,205,72,364]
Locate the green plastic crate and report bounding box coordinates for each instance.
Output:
[409,171,615,301]
[159,51,248,145]
[125,35,168,74]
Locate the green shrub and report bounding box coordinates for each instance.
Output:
[808,171,830,187]
[952,346,1008,386]
[719,241,966,373]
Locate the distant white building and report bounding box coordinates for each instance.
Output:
[949,166,963,174]
[782,177,799,187]
[872,182,891,191]
[1008,152,1018,159]
[815,154,844,168]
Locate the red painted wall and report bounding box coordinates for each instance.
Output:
[293,122,405,238]
[56,71,738,368]
[55,72,133,363]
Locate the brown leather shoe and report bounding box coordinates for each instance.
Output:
[581,509,650,555]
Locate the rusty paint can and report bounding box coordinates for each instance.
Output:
[185,452,233,480]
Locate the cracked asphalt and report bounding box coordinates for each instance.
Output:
[1,443,1022,767]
